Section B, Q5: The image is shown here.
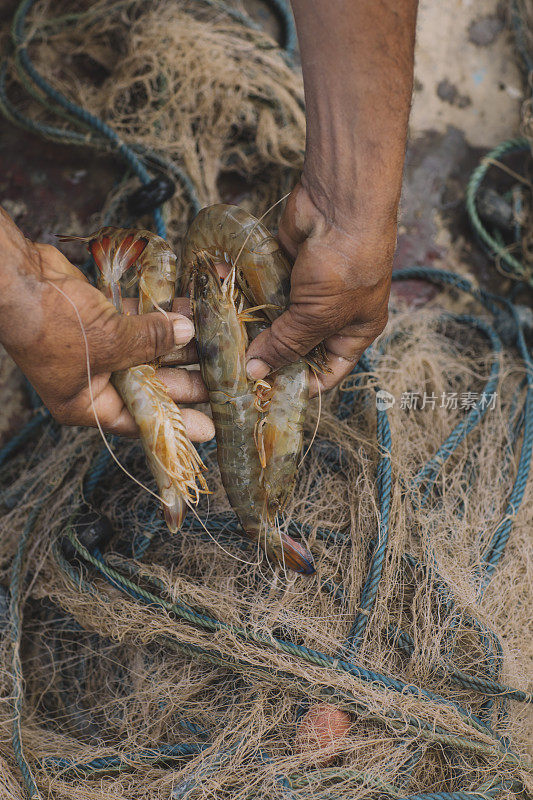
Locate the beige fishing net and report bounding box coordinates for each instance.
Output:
[0,300,531,799]
[2,0,305,239]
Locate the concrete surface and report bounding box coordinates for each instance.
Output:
[412,0,523,146]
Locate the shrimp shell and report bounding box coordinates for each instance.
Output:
[61,227,206,532]
[180,204,329,372]
[188,254,314,574]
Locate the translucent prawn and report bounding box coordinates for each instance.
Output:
[59,227,207,532]
[180,204,329,372]
[181,204,314,519]
[185,253,314,574]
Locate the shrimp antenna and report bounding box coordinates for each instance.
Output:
[47,280,261,568]
[186,503,262,567]
[229,192,291,279]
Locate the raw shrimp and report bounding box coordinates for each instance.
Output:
[180,204,329,372]
[59,227,207,531]
[247,318,309,518]
[187,253,314,574]
[181,204,290,316]
[181,205,312,522]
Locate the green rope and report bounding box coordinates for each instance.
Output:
[465,137,532,284]
[52,533,532,773]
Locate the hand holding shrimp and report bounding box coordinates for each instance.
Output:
[0,206,315,572]
[58,226,211,531]
[0,207,213,441]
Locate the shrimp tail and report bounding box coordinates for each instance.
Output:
[267,532,315,575]
[58,230,149,276]
[113,366,207,534]
[163,495,187,534]
[58,228,150,311]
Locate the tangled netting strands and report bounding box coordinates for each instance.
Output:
[0,0,305,242]
[0,267,532,800]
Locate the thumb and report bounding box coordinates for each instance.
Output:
[97,311,195,373]
[245,306,325,380]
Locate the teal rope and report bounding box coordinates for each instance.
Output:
[10,0,166,236]
[50,267,532,788]
[62,534,521,755]
[1,1,532,793]
[387,625,532,704]
[0,408,49,469]
[465,137,532,284]
[344,354,392,650]
[40,742,208,779]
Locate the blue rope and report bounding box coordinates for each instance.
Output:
[1,0,531,793]
[0,409,49,469]
[63,530,516,748]
[41,742,208,778]
[344,356,392,650]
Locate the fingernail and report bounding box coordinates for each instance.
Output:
[172,315,195,344]
[246,358,270,381]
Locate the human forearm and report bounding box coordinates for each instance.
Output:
[290,0,418,232]
[245,1,417,389]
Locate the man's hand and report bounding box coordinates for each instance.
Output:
[246,0,417,395]
[0,208,214,440]
[245,183,393,395]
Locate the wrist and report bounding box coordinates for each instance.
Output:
[280,182,396,293]
[301,135,405,238]
[297,166,400,256]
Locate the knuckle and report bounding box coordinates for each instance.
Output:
[83,306,122,369]
[106,313,173,367]
[260,305,332,364]
[137,316,173,361]
[34,243,58,261]
[269,321,310,361]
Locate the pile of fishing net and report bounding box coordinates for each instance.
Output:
[0,281,532,799]
[0,0,305,239]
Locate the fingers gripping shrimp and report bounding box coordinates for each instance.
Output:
[60,227,176,313]
[247,318,309,518]
[180,204,329,373]
[60,227,207,531]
